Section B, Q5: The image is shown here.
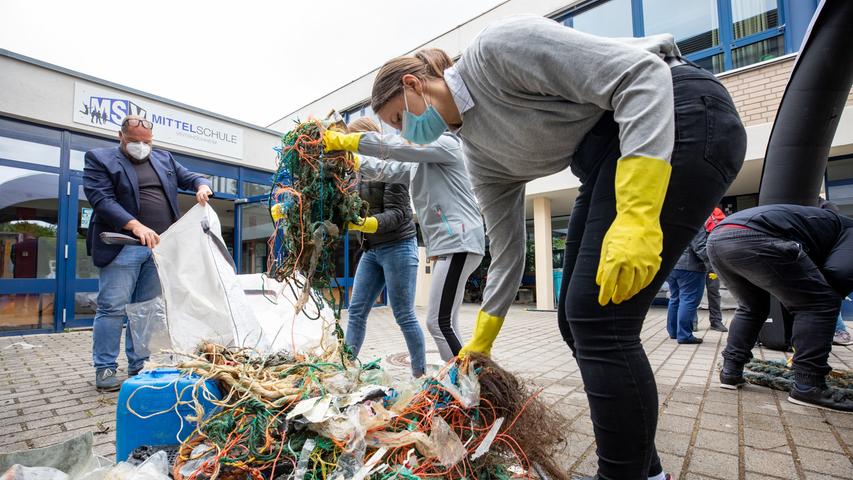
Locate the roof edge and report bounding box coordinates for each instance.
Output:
[1,48,284,137]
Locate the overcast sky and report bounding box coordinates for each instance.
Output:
[0,0,504,127]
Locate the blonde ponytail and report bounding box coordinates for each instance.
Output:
[347,117,381,134]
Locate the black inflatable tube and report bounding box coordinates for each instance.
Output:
[758,0,853,206]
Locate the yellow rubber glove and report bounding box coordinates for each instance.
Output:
[708,272,718,280]
[323,130,362,152]
[597,156,672,306]
[270,204,285,223]
[348,216,378,234]
[352,154,361,170]
[458,310,505,357]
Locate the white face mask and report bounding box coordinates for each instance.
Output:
[125,142,151,161]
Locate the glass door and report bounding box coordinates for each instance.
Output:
[62,174,99,328]
[241,200,363,308]
[238,199,274,274]
[0,165,61,333]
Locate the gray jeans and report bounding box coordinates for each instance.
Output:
[708,228,841,386]
[706,274,722,323]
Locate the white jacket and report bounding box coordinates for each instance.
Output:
[357,132,485,258]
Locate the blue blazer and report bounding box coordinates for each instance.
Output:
[83,147,212,267]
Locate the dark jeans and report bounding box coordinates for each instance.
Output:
[708,228,841,386]
[706,274,722,323]
[557,64,746,480]
[667,269,705,342]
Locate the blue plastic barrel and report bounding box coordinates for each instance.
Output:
[115,369,221,462]
[553,270,564,305]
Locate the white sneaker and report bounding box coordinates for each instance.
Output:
[833,330,853,346]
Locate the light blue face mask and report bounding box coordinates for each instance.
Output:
[400,87,447,145]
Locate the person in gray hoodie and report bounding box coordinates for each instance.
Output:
[365,15,746,480]
[326,118,485,362]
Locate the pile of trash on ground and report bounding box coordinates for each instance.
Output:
[0,346,570,480]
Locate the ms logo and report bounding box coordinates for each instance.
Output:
[79,96,147,127]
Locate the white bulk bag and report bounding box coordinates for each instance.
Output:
[237,274,336,356]
[153,204,265,353]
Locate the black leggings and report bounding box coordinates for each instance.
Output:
[556,64,746,480]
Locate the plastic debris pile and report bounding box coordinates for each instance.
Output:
[268,120,364,319]
[171,346,570,480]
[744,358,853,399]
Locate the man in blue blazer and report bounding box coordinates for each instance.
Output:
[83,115,213,391]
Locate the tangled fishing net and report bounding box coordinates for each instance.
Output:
[744,358,853,400]
[146,121,570,479]
[268,119,364,319]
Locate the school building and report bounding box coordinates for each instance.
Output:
[273,0,853,312]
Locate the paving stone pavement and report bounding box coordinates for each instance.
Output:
[1,304,852,479]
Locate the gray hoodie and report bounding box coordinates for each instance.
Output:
[356,132,485,258]
[450,15,680,318]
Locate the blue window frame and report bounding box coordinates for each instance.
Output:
[559,0,817,74]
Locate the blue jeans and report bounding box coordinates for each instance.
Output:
[344,237,425,376]
[667,270,706,342]
[836,312,847,333]
[93,246,161,372]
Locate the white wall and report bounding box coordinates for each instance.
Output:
[269,0,579,129]
[0,55,281,172]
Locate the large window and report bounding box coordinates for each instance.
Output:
[344,104,400,136]
[0,167,59,280]
[240,202,274,274]
[562,0,791,73]
[826,156,853,217]
[731,0,779,39]
[571,0,633,37]
[643,0,720,55]
[0,137,60,168]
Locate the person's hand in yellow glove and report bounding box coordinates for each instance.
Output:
[708,272,718,280]
[348,216,378,234]
[597,156,672,306]
[458,310,505,357]
[323,130,362,153]
[270,203,285,223]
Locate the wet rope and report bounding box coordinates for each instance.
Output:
[744,358,853,400]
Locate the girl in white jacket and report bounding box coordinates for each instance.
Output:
[329,118,485,361]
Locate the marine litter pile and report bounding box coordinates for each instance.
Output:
[165,120,570,479]
[172,347,569,479]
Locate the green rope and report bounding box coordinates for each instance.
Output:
[268,121,364,322]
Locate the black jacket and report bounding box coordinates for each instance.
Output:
[720,204,853,296]
[357,180,416,250]
[674,228,711,272]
